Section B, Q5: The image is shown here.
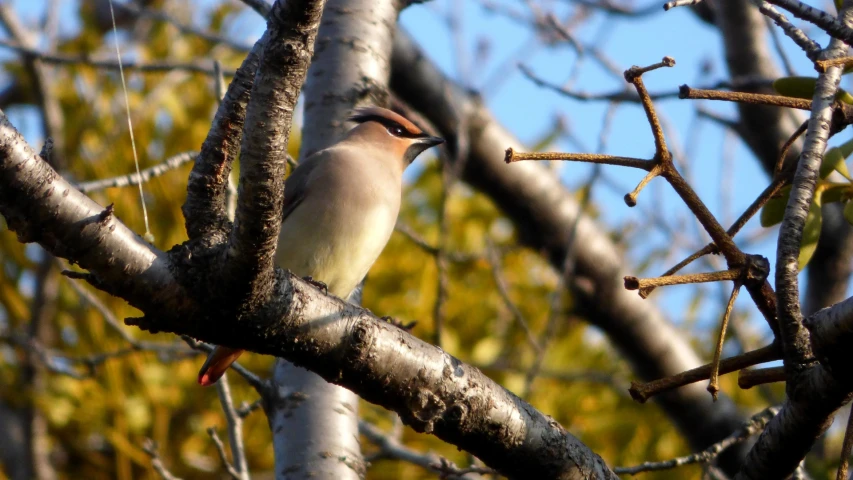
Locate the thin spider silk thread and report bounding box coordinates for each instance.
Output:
[108,0,154,243]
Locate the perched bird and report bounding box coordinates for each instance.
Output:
[198,106,444,386]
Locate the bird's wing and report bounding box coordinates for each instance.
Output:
[280,150,328,223]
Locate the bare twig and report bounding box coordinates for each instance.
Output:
[360,421,496,478]
[708,282,741,400]
[639,172,791,299]
[237,0,272,18]
[838,409,853,480]
[524,102,618,399]
[113,2,251,51]
[236,399,264,418]
[738,366,786,389]
[613,406,779,475]
[395,222,483,263]
[215,375,250,480]
[487,243,541,355]
[505,147,652,170]
[63,270,191,355]
[142,439,183,480]
[432,168,451,347]
[758,2,822,61]
[624,269,741,290]
[0,38,231,75]
[680,85,813,110]
[663,0,704,11]
[764,0,853,48]
[207,427,243,480]
[75,151,197,193]
[629,344,781,402]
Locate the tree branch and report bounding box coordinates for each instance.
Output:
[736,3,853,478]
[0,108,616,480]
[774,3,849,372]
[390,27,749,471]
[181,36,264,241]
[223,0,325,301]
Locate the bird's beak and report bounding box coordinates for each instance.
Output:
[418,136,445,148]
[404,136,446,164]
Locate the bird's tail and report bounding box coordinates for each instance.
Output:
[198,346,244,386]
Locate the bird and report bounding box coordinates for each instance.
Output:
[197,106,444,386]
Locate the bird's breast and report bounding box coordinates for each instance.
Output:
[275,194,399,298]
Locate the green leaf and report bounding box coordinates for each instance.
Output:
[772,76,853,104]
[821,183,850,204]
[798,200,823,270]
[844,200,853,225]
[773,77,816,99]
[821,148,845,179]
[820,137,853,180]
[760,186,792,227]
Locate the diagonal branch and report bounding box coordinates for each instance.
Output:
[0,107,617,480]
[764,0,853,48]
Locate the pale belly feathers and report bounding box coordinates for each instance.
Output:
[275,187,399,299]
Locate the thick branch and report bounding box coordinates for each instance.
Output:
[224,0,325,299]
[0,111,615,480]
[0,111,180,314]
[774,6,849,371]
[182,37,264,241]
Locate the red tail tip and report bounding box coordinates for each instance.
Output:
[198,372,216,386]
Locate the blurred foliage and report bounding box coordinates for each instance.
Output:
[0,1,832,480]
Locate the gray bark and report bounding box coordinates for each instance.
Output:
[267,362,364,479]
[268,1,402,478]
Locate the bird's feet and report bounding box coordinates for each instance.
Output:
[302,276,328,295]
[381,316,417,331]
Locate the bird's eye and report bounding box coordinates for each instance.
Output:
[388,125,405,137]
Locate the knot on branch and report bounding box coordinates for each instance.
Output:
[406,388,446,434]
[742,254,770,287]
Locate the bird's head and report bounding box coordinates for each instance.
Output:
[347,106,444,165]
